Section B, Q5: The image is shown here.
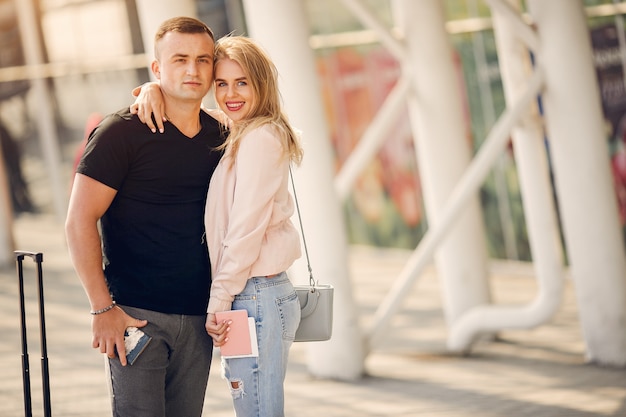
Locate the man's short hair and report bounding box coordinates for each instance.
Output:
[154,16,214,57]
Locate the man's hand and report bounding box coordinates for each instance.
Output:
[129,82,166,134]
[91,306,148,366]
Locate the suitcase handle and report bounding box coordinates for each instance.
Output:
[15,251,43,262]
[15,251,51,417]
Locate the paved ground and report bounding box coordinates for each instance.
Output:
[1,213,625,417]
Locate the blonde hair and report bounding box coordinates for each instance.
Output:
[214,36,303,166]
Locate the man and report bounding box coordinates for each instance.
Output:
[65,17,226,417]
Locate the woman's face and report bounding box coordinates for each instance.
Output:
[214,58,254,123]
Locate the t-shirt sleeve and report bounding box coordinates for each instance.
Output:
[76,113,133,190]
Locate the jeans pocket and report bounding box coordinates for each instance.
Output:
[276,291,300,341]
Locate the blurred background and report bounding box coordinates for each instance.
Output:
[1,3,626,414]
[0,0,625,261]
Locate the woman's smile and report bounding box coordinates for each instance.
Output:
[215,58,253,122]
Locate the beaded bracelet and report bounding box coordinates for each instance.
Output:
[90,301,116,315]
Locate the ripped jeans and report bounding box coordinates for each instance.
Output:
[222,272,300,417]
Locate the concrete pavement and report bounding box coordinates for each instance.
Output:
[1,213,625,417]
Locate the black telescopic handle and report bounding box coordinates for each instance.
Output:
[15,251,52,417]
[15,253,32,417]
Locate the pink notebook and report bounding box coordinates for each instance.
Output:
[215,310,259,358]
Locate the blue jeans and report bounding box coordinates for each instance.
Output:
[107,305,213,417]
[222,272,300,417]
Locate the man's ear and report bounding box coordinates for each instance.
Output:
[151,60,161,80]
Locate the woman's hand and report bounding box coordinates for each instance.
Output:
[129,82,166,133]
[206,312,230,347]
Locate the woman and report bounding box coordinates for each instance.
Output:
[134,35,304,417]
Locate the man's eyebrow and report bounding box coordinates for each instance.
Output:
[171,53,213,59]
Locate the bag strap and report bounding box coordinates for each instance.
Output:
[289,166,316,287]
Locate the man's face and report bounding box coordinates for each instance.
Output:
[153,31,214,103]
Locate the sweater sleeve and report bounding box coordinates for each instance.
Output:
[207,125,286,313]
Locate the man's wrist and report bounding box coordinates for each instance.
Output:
[90,301,116,315]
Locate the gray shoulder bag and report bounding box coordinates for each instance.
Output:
[290,167,334,342]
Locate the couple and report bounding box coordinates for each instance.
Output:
[65,16,304,417]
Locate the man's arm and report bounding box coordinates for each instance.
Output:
[65,173,147,366]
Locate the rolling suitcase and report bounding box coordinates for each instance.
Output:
[15,251,52,417]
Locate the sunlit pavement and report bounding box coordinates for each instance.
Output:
[1,213,625,417]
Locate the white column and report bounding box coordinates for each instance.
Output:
[397,0,491,324]
[527,0,626,366]
[15,0,66,220]
[135,0,197,66]
[492,0,564,320]
[0,143,15,267]
[448,0,566,351]
[242,0,364,380]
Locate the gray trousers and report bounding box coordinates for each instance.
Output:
[107,305,213,417]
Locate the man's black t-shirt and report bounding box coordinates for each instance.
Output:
[77,108,224,315]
